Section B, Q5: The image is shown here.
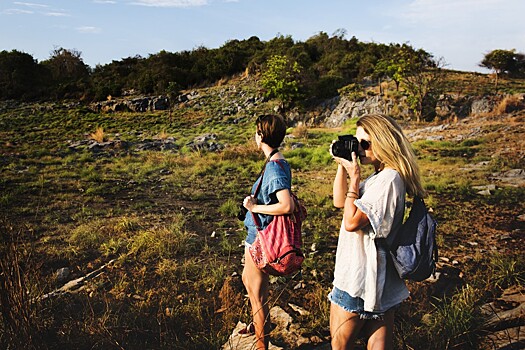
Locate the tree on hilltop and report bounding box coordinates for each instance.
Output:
[260,54,303,112]
[480,49,525,88]
[41,47,90,99]
[0,50,49,100]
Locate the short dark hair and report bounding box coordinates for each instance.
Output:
[256,114,287,148]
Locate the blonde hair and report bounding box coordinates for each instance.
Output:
[357,114,426,198]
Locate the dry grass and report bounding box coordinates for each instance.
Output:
[157,130,170,140]
[495,94,525,114]
[291,123,309,140]
[90,127,105,142]
[0,222,42,349]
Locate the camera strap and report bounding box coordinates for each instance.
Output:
[253,148,279,197]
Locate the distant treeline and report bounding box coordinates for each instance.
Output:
[1,32,523,103]
[0,32,422,102]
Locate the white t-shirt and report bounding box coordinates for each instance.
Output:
[332,168,409,312]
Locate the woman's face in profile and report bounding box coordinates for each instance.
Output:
[255,130,262,148]
[355,126,379,167]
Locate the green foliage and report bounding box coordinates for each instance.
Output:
[41,47,91,99]
[337,83,365,101]
[0,50,49,100]
[260,54,303,108]
[480,49,525,79]
[0,33,442,104]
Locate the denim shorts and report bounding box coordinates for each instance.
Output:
[328,286,385,320]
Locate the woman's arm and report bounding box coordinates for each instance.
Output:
[333,164,348,208]
[335,153,370,232]
[243,189,294,216]
[343,197,370,232]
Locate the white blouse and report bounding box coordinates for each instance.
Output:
[332,168,409,312]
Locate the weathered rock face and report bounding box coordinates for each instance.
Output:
[90,96,170,113]
[321,93,525,127]
[324,95,405,127]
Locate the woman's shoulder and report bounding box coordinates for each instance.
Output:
[265,159,291,176]
[380,168,401,179]
[373,168,403,186]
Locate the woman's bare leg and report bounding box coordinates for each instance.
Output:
[362,308,395,350]
[242,246,270,349]
[330,302,366,350]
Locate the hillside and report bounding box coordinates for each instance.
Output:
[0,73,524,349]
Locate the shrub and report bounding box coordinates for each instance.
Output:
[495,94,524,114]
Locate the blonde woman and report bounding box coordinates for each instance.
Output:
[329,114,425,349]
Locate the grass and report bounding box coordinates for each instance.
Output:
[426,284,484,349]
[1,75,524,349]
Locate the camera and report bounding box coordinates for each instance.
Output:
[237,204,248,221]
[331,135,359,161]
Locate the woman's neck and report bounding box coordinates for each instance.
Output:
[262,145,278,160]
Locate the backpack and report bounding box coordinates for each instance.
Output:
[388,196,438,282]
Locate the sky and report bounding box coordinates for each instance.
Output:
[1,0,524,73]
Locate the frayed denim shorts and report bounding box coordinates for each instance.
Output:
[328,286,385,320]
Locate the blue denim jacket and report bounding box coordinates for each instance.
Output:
[244,159,291,245]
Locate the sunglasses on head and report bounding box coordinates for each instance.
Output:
[359,139,371,150]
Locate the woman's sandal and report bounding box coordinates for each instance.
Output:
[238,322,255,336]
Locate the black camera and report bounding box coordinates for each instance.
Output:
[331,135,359,161]
[237,204,248,221]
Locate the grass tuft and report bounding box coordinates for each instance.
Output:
[90,127,105,142]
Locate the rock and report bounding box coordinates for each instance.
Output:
[485,326,525,350]
[324,95,406,127]
[222,306,316,349]
[480,286,525,349]
[56,267,70,283]
[222,321,283,350]
[187,133,224,152]
[490,169,525,187]
[288,303,310,316]
[471,97,495,115]
[473,184,496,196]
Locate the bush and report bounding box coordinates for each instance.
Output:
[495,94,525,114]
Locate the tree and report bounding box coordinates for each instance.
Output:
[260,55,303,111]
[0,50,48,100]
[480,49,525,87]
[41,47,90,99]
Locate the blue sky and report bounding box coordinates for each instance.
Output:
[1,0,523,72]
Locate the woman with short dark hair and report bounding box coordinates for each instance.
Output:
[240,114,293,349]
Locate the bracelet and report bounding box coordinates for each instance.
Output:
[347,191,359,197]
[346,194,358,199]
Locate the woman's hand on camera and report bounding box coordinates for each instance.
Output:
[243,195,257,212]
[333,152,360,179]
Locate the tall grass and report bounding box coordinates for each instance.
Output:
[426,284,483,349]
[0,222,42,349]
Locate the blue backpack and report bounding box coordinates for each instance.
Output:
[388,196,438,282]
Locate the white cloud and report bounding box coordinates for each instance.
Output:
[93,0,117,3]
[13,2,48,8]
[130,0,208,7]
[2,8,34,14]
[77,26,102,34]
[44,11,70,17]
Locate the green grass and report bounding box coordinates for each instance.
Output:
[1,77,524,349]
